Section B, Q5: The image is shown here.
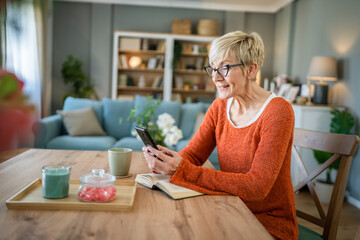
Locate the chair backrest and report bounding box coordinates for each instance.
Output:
[292,128,359,240]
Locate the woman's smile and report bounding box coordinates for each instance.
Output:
[216,83,230,91]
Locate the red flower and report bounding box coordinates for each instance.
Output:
[0,69,35,151]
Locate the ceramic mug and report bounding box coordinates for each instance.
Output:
[108,148,132,176]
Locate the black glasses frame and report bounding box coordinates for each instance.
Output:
[204,63,244,78]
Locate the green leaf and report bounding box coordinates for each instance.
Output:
[0,74,18,99]
[330,108,354,134]
[61,55,96,101]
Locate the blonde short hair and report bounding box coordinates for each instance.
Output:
[209,31,265,70]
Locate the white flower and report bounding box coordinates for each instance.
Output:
[164,126,183,146]
[131,129,142,141]
[131,129,137,136]
[156,113,175,130]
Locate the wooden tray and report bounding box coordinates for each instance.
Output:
[6,179,137,211]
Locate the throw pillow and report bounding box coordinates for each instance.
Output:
[190,112,205,138]
[57,107,106,136]
[179,102,203,139]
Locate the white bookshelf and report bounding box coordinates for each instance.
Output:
[112,31,217,102]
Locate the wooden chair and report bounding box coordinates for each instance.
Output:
[292,128,359,240]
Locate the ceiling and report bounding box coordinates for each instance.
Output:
[59,0,295,13]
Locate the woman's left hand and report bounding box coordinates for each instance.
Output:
[142,145,182,175]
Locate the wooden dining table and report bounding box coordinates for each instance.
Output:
[0,149,272,239]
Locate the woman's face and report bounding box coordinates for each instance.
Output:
[211,56,248,100]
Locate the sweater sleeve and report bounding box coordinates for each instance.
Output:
[178,101,217,166]
[170,100,295,202]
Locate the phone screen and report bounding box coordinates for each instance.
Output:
[135,126,159,150]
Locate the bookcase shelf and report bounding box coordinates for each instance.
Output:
[174,69,207,75]
[118,50,165,55]
[172,88,215,95]
[118,86,163,93]
[112,31,217,102]
[118,68,164,73]
[181,52,208,57]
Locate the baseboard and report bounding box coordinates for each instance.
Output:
[347,195,360,209]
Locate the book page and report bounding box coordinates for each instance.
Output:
[135,173,170,189]
[135,174,156,189]
[135,173,203,200]
[150,174,170,182]
[156,180,203,200]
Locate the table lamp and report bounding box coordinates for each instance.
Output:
[307,56,337,105]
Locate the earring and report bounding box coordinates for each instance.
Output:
[248,76,251,80]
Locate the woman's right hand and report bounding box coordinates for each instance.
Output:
[142,145,183,175]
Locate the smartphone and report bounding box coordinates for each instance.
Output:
[135,126,159,150]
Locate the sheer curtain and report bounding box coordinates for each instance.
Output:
[5,0,42,118]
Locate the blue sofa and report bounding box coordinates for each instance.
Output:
[33,95,219,169]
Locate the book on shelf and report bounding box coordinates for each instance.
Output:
[152,76,162,88]
[135,173,203,200]
[119,37,141,50]
[195,57,204,70]
[119,54,129,68]
[203,57,209,68]
[156,40,166,52]
[174,76,183,89]
[156,55,164,69]
[157,77,163,88]
[118,74,128,86]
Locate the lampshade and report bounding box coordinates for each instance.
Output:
[307,56,337,81]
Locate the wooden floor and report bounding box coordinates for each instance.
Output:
[295,190,360,240]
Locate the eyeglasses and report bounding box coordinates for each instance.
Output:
[204,63,244,78]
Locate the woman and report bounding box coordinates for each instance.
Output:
[142,31,298,240]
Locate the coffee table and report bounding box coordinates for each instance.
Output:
[0,149,272,239]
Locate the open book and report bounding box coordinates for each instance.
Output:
[135,173,204,200]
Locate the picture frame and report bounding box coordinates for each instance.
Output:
[285,86,300,103]
[277,83,292,98]
[300,84,314,98]
[147,57,158,69]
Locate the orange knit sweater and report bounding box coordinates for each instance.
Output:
[170,96,299,240]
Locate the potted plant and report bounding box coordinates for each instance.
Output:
[313,108,355,203]
[61,55,98,102]
[125,96,183,147]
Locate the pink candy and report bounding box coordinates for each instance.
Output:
[78,186,116,202]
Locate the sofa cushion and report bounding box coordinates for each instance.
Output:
[190,112,205,138]
[113,137,145,151]
[47,135,116,151]
[202,102,211,113]
[133,95,181,127]
[179,102,203,139]
[63,97,104,127]
[103,98,134,139]
[57,107,106,136]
